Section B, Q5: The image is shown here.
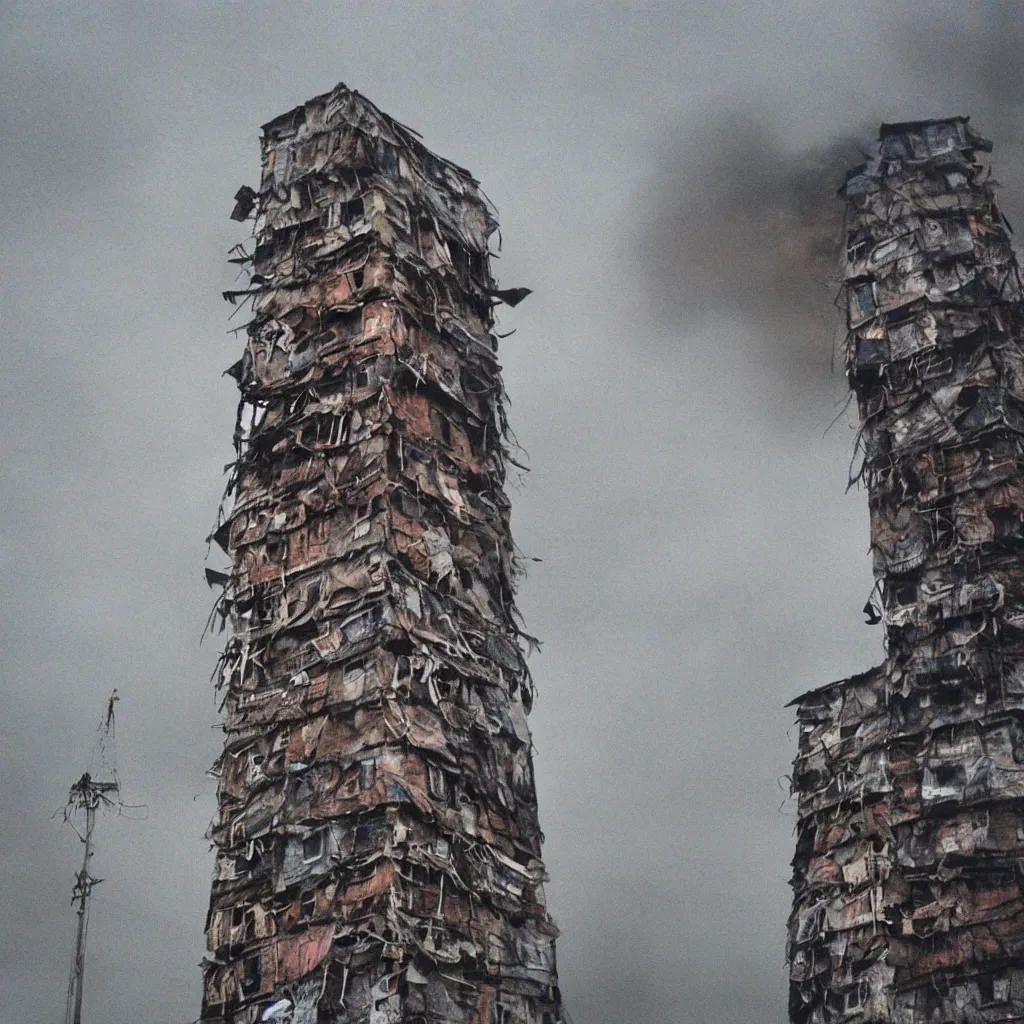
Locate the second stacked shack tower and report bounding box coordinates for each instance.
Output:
[200,84,562,1024]
[789,119,1024,1022]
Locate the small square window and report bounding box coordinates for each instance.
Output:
[302,831,325,863]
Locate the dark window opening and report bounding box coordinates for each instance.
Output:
[265,536,286,561]
[240,953,261,997]
[932,685,962,707]
[286,619,323,642]
[302,831,325,863]
[911,882,934,910]
[979,975,995,1005]
[958,385,981,410]
[344,658,367,679]
[339,196,364,224]
[376,141,399,180]
[356,817,392,853]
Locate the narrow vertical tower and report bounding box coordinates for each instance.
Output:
[789,119,1024,1022]
[201,84,562,1024]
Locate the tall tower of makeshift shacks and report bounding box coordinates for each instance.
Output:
[201,84,562,1024]
[789,118,1024,1022]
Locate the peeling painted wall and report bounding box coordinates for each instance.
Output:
[789,118,1024,1023]
[201,83,562,1024]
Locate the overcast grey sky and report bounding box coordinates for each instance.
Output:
[1,3,1021,1023]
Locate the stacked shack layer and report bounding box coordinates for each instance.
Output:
[201,84,562,1024]
[789,118,1024,1023]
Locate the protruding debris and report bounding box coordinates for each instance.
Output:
[230,185,258,222]
[487,285,533,307]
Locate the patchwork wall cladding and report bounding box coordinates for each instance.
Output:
[201,84,563,1024]
[789,118,1024,1024]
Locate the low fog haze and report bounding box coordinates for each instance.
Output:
[2,3,1022,1023]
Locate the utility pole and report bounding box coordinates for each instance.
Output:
[201,83,563,1024]
[64,694,120,1024]
[64,774,119,1024]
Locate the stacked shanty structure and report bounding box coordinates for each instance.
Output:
[201,84,562,1024]
[789,118,1024,1023]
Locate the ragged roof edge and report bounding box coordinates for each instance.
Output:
[878,115,973,137]
[784,663,885,707]
[258,81,482,188]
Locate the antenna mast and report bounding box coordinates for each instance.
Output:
[64,692,120,1024]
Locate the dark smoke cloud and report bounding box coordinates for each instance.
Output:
[643,113,873,394]
[643,4,1024,399]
